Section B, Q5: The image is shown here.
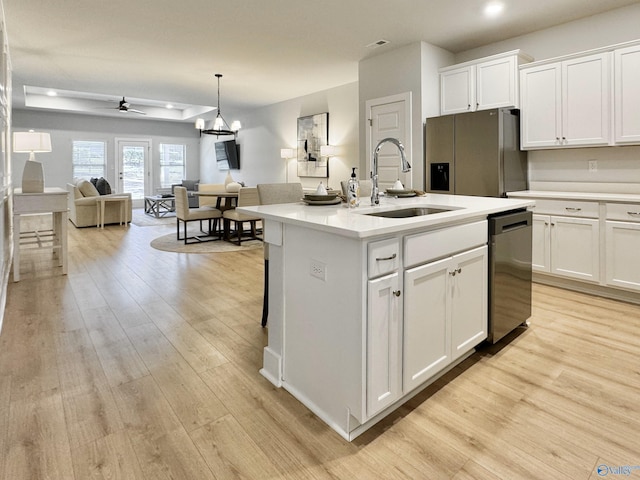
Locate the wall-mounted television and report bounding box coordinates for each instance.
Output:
[215,140,240,170]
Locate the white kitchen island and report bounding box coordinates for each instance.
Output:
[239,193,534,440]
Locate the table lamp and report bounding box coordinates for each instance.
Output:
[13,130,51,193]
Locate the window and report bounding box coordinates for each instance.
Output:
[72,141,106,179]
[159,144,186,187]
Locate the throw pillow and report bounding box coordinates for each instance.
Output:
[96,177,112,195]
[90,177,98,187]
[77,179,100,197]
[181,179,199,191]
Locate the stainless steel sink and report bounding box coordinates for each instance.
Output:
[365,206,457,218]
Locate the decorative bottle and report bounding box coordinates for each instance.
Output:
[347,167,360,208]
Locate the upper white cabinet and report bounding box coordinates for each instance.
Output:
[520,53,611,149]
[440,50,532,115]
[614,44,640,143]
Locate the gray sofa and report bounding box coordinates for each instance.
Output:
[172,180,199,208]
[67,179,133,227]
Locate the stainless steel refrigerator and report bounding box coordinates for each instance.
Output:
[425,108,527,197]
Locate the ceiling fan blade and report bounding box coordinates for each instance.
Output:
[127,108,147,115]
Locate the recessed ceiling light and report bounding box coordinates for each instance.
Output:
[46,90,57,96]
[484,1,504,17]
[166,104,174,109]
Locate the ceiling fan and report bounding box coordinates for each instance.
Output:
[115,97,146,115]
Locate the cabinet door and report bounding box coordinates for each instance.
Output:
[476,55,517,110]
[451,246,488,361]
[562,53,611,146]
[403,257,451,393]
[532,214,551,272]
[441,66,475,115]
[614,45,640,144]
[550,216,600,282]
[520,63,562,149]
[605,221,640,291]
[367,272,402,417]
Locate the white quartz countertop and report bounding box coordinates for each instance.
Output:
[239,193,534,239]
[509,190,640,203]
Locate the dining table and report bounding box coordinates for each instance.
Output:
[194,190,238,211]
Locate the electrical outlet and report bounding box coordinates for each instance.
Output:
[588,160,598,172]
[310,260,326,281]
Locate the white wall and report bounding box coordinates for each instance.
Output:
[454,3,640,193]
[13,110,200,192]
[358,42,454,189]
[200,82,359,191]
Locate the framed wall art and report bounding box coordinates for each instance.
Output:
[297,112,328,178]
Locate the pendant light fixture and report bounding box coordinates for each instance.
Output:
[196,74,241,137]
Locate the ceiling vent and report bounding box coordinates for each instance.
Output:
[366,39,390,48]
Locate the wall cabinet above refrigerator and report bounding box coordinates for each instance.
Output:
[439,50,533,115]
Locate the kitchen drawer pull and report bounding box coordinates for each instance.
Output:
[565,207,582,212]
[627,211,640,216]
[376,253,397,261]
[393,290,401,297]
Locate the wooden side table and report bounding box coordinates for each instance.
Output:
[13,187,69,282]
[96,195,130,228]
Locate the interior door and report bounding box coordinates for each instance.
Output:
[117,139,151,208]
[366,94,411,191]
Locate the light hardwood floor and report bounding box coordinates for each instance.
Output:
[1,213,639,479]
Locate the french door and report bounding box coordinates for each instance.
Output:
[116,139,151,208]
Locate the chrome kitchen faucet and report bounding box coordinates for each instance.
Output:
[370,137,411,205]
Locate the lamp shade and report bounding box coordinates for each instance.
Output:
[280,148,294,159]
[320,145,337,157]
[195,118,205,130]
[13,131,52,153]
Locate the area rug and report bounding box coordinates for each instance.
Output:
[132,209,175,227]
[150,233,263,253]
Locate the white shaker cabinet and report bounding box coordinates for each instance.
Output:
[550,216,600,282]
[614,44,640,143]
[528,199,600,282]
[367,272,402,417]
[532,214,551,272]
[605,203,640,291]
[403,244,487,393]
[440,66,475,115]
[440,51,531,115]
[520,53,611,149]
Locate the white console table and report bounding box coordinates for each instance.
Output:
[13,187,69,282]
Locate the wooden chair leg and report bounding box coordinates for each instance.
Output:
[236,222,243,245]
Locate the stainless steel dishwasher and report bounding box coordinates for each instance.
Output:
[488,209,532,343]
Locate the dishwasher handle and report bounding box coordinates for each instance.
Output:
[489,210,532,235]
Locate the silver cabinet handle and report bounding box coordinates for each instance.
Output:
[376,253,396,261]
[565,207,582,212]
[627,211,640,216]
[393,290,401,297]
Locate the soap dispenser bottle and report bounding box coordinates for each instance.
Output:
[347,167,360,208]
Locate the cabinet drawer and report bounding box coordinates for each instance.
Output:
[404,221,487,268]
[368,238,399,278]
[529,198,598,218]
[606,202,640,222]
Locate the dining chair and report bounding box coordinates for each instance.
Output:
[174,186,222,244]
[222,187,262,245]
[256,183,303,327]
